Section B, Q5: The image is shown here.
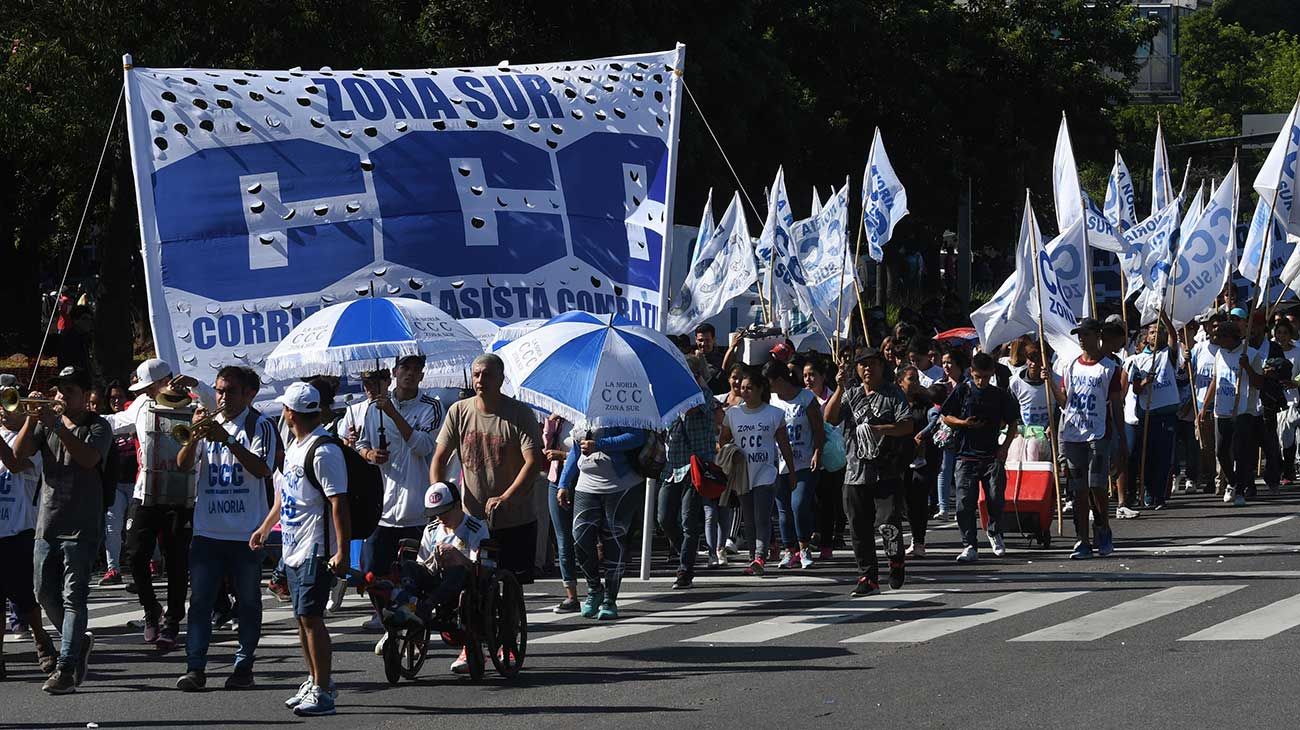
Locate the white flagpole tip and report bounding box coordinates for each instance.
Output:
[122,53,133,70]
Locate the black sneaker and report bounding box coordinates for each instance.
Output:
[212,609,234,631]
[156,622,179,652]
[224,666,255,690]
[672,571,693,590]
[888,559,906,590]
[552,597,580,614]
[35,636,58,674]
[42,669,76,694]
[74,632,94,686]
[850,577,880,597]
[176,670,206,692]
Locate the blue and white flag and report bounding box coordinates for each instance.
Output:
[1136,196,1183,325]
[810,187,823,217]
[756,167,815,322]
[667,192,757,335]
[1053,115,1084,234]
[122,48,685,387]
[970,192,1079,362]
[689,189,716,269]
[1105,151,1138,233]
[798,181,854,340]
[1169,165,1236,327]
[861,128,909,261]
[1254,96,1300,237]
[1045,218,1091,319]
[1083,192,1128,253]
[1239,196,1288,290]
[1153,120,1173,215]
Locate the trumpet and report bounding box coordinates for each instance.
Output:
[171,413,222,446]
[0,386,64,416]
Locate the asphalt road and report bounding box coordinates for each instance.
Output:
[3,488,1299,729]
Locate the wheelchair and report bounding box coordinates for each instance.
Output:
[364,537,528,684]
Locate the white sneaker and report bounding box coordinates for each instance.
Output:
[1181,478,1195,494]
[905,541,926,557]
[1116,505,1140,519]
[716,550,728,566]
[373,633,388,657]
[1223,487,1235,504]
[956,545,979,563]
[707,552,719,568]
[1233,493,1246,507]
[285,677,315,708]
[988,533,1006,557]
[777,550,799,569]
[326,580,346,614]
[724,539,738,555]
[934,511,951,522]
[1062,500,1074,515]
[799,548,814,569]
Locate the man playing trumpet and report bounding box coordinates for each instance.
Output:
[104,358,216,651]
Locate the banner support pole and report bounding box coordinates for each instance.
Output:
[1025,191,1066,537]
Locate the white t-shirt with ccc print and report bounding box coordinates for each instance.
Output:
[276,427,348,568]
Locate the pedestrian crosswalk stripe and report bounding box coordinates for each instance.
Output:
[1008,585,1245,642]
[531,591,789,645]
[1178,592,1300,641]
[842,590,1088,643]
[683,592,944,644]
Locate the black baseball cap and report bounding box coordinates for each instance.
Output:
[855,346,886,364]
[395,354,427,369]
[51,366,92,390]
[1071,318,1104,335]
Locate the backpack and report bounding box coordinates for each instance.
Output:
[632,430,667,480]
[243,408,283,506]
[303,433,383,540]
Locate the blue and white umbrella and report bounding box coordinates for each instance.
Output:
[265,297,482,387]
[457,317,508,352]
[490,318,547,351]
[496,311,705,429]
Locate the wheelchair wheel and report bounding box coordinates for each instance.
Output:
[458,589,486,683]
[485,571,528,678]
[381,630,402,685]
[399,625,429,680]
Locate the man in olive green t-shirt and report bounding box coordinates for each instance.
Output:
[431,354,541,581]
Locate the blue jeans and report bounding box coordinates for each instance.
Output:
[186,535,264,673]
[703,498,730,554]
[954,457,1004,548]
[740,483,776,560]
[936,449,957,512]
[547,482,576,587]
[1137,411,1177,506]
[776,468,818,547]
[573,486,641,602]
[35,534,97,669]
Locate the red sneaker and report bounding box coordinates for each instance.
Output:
[818,547,833,561]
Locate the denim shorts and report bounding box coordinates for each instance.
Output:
[287,553,335,618]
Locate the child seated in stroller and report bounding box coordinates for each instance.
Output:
[383,481,489,632]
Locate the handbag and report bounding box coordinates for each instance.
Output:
[932,422,956,450]
[821,423,847,472]
[689,454,727,500]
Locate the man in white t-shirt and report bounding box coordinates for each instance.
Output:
[349,356,443,629]
[1203,320,1266,507]
[908,341,945,388]
[251,382,349,717]
[174,366,277,692]
[1189,319,1223,494]
[0,392,56,679]
[106,358,217,649]
[1126,321,1184,510]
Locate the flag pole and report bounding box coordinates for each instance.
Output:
[1025,190,1066,537]
[832,174,852,360]
[1137,210,1185,506]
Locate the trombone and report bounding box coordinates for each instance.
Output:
[0,386,64,416]
[171,413,222,446]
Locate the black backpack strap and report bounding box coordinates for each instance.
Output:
[302,433,329,497]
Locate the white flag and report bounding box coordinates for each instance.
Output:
[666,193,757,334]
[688,189,715,269]
[798,182,855,339]
[756,167,815,319]
[1053,115,1084,234]
[1178,182,1205,245]
[861,128,909,261]
[1044,218,1091,319]
[810,187,823,217]
[1083,192,1128,253]
[1104,151,1138,233]
[1254,95,1300,237]
[1239,197,1282,284]
[1168,165,1237,327]
[1153,120,1173,215]
[1135,196,1183,325]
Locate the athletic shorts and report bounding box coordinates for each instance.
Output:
[287,553,335,618]
[0,529,38,613]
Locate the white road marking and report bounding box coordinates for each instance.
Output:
[683,592,943,644]
[1179,592,1300,641]
[843,590,1088,643]
[1198,514,1298,545]
[531,591,789,645]
[1009,585,1245,642]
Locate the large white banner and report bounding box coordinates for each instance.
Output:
[123,48,684,376]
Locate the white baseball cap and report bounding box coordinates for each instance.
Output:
[275,381,322,414]
[423,481,460,518]
[129,358,173,392]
